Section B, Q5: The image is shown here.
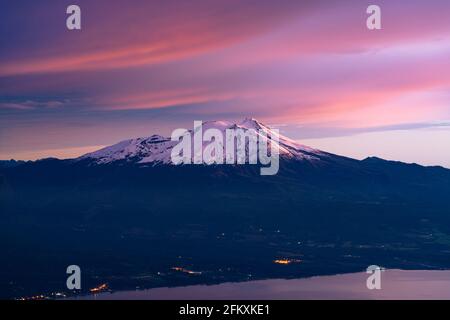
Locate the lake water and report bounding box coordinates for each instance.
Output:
[77,269,450,300]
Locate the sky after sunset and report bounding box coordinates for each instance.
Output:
[1,0,449,167]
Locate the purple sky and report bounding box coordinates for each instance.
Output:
[1,0,449,167]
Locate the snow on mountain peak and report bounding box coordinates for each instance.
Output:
[239,117,264,130]
[78,119,325,165]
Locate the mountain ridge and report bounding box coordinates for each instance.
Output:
[76,118,328,166]
[2,119,449,172]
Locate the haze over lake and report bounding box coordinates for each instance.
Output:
[76,269,450,300]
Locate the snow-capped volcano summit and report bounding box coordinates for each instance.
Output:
[78,118,326,165]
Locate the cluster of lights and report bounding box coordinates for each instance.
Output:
[273,259,302,265]
[89,283,108,293]
[172,267,202,275]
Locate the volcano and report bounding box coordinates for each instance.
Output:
[77,118,327,166]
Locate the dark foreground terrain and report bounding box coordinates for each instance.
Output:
[1,156,450,299]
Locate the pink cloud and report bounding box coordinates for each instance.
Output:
[1,0,450,162]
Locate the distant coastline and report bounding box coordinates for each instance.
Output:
[70,269,450,300]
